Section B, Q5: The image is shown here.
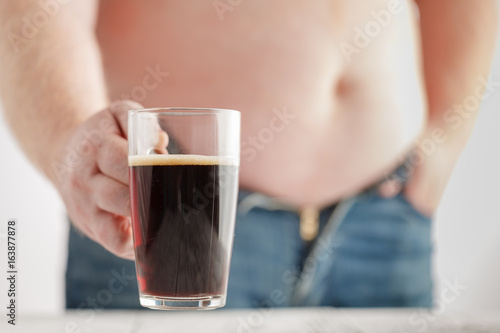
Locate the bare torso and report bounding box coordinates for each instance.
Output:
[96,0,426,208]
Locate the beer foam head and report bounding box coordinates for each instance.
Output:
[128,154,238,166]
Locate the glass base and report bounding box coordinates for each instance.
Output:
[139,294,225,310]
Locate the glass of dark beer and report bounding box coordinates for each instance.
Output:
[128,108,240,310]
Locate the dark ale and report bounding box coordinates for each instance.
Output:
[129,155,238,298]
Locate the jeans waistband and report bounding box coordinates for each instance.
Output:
[237,151,415,216]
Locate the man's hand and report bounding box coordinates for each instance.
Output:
[53,100,142,260]
[403,128,459,218]
[399,0,498,216]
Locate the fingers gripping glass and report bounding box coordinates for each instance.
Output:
[128,108,240,310]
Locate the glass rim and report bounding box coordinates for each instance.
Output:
[129,107,240,116]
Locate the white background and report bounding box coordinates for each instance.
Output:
[1,24,500,317]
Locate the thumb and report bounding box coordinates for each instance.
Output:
[108,100,144,138]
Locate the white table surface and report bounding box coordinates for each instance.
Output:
[3,308,500,332]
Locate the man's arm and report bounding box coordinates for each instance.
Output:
[406,0,498,215]
[0,0,107,179]
[0,1,140,258]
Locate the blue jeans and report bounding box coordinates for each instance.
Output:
[66,180,433,309]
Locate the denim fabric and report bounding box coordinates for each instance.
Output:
[66,189,433,309]
[66,225,141,309]
[225,190,433,308]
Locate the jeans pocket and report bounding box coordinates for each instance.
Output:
[330,191,433,307]
[397,192,433,221]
